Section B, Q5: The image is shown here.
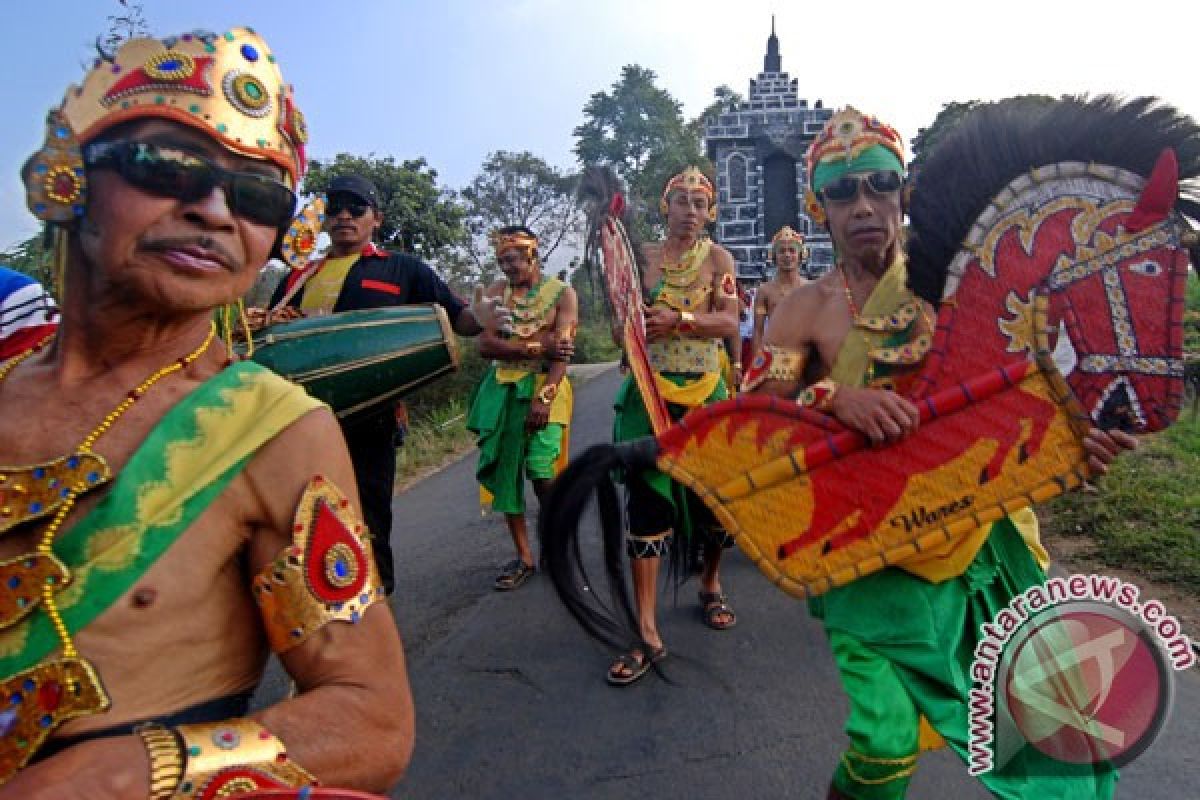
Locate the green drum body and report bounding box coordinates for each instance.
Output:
[248,305,459,419]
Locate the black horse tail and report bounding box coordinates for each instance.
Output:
[538,437,659,652]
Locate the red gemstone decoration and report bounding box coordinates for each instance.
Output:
[52,173,77,199]
[37,680,62,711]
[196,767,288,800]
[304,499,367,603]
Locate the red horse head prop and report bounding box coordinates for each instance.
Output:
[540,97,1200,632]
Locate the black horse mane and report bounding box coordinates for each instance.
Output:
[577,165,650,318]
[907,95,1200,305]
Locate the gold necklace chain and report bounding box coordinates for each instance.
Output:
[838,265,879,385]
[0,323,216,657]
[661,239,705,288]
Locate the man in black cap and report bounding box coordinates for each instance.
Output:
[269,173,503,594]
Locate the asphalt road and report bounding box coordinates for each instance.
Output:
[257,366,1199,798]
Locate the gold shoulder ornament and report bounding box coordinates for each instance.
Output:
[740,345,809,392]
[252,475,385,652]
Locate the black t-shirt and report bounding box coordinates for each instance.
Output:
[272,247,466,323]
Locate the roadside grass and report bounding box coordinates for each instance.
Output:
[1040,401,1200,595]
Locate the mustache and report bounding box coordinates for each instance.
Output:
[140,235,237,270]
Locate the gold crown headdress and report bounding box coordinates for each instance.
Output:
[770,225,808,262]
[27,26,306,224]
[659,166,716,220]
[804,107,905,180]
[491,229,539,261]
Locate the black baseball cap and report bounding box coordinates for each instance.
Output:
[327,174,381,209]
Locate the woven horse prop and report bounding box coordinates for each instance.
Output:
[539,97,1198,647]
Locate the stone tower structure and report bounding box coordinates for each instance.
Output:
[704,19,834,281]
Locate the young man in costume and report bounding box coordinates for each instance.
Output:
[748,225,808,365]
[608,166,740,685]
[468,227,577,590]
[265,173,507,596]
[747,107,1136,799]
[0,28,413,796]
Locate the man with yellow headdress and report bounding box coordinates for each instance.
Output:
[604,166,741,685]
[747,225,809,366]
[747,107,1132,799]
[0,28,412,795]
[468,226,577,591]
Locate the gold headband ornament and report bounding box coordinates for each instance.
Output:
[491,230,539,261]
[659,166,717,221]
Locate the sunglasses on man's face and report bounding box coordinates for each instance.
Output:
[325,195,372,218]
[818,170,904,204]
[83,141,296,229]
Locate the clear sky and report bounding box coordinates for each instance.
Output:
[3,0,1197,252]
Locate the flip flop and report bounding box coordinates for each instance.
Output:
[698,591,737,630]
[606,645,667,687]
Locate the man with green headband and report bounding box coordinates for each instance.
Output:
[745,107,1133,799]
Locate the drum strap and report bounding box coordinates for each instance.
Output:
[271,258,323,313]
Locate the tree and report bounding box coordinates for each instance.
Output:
[304,154,466,260]
[574,65,709,232]
[688,84,744,142]
[0,229,54,288]
[100,0,149,53]
[459,151,581,277]
[909,95,1057,177]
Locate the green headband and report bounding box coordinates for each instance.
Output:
[811,144,905,193]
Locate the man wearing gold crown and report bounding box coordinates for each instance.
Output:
[747,107,1134,799]
[468,226,577,590]
[0,28,412,796]
[605,166,740,685]
[747,226,808,367]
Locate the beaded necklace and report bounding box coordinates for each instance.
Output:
[838,265,935,387]
[0,323,215,670]
[503,275,555,339]
[660,238,707,289]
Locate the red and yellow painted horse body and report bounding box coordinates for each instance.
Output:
[656,152,1191,597]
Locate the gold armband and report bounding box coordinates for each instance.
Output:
[753,307,768,316]
[676,310,697,334]
[135,723,184,799]
[740,345,809,392]
[536,382,559,405]
[797,378,839,413]
[252,475,385,653]
[170,718,315,797]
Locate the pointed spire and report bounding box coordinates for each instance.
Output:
[765,16,781,73]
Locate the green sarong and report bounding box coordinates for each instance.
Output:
[468,366,567,515]
[612,372,726,539]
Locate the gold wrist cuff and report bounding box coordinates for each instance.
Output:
[171,718,316,798]
[135,723,184,800]
[524,340,544,357]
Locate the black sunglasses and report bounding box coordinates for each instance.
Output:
[325,194,372,218]
[84,140,297,229]
[819,170,904,203]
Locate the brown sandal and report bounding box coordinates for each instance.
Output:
[606,645,667,686]
[493,559,534,591]
[698,591,737,630]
